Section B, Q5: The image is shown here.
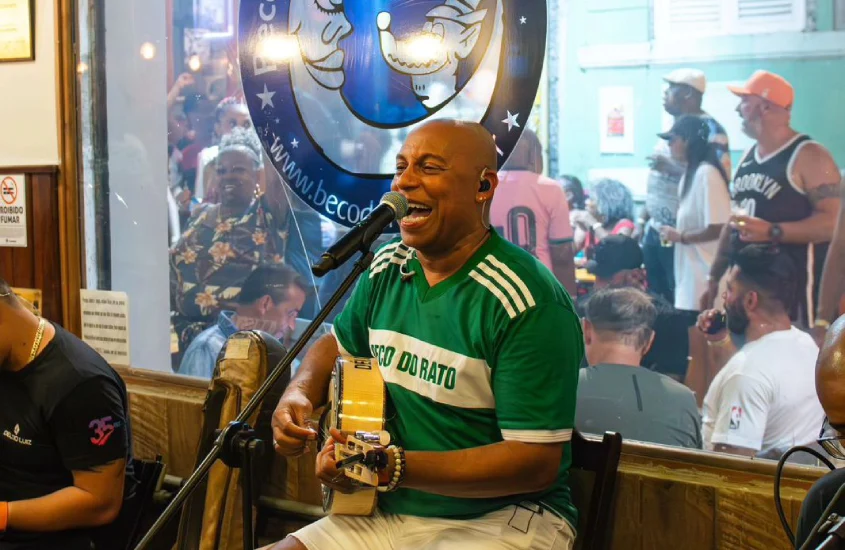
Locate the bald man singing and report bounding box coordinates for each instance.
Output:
[267,120,583,550]
[795,316,845,548]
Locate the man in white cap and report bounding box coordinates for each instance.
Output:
[642,68,730,304]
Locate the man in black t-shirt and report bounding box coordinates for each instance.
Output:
[0,278,134,550]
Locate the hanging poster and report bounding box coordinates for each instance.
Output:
[598,86,635,154]
[0,0,34,62]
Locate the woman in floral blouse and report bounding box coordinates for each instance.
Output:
[169,127,291,360]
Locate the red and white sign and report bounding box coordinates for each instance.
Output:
[0,174,26,248]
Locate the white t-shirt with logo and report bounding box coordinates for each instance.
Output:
[702,327,823,456]
[674,163,732,312]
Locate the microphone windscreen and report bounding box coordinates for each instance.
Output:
[381,192,409,220]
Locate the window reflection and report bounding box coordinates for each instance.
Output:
[75,0,842,464]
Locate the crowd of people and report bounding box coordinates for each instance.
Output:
[2,63,844,546]
[162,63,845,466]
[492,68,843,462]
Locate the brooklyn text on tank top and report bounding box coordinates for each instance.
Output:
[731,133,828,326]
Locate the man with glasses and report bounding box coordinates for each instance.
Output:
[179,265,310,378]
[795,315,845,549]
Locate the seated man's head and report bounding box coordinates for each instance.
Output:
[0,278,34,367]
[216,127,264,211]
[586,235,646,290]
[583,287,656,367]
[816,316,845,455]
[393,119,498,255]
[724,245,797,335]
[234,265,310,341]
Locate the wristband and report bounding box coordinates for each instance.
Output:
[377,446,405,493]
[707,335,732,348]
[0,501,8,532]
[815,319,832,330]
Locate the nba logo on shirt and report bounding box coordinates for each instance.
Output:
[729,406,742,430]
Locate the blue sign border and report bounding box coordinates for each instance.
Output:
[239,0,547,229]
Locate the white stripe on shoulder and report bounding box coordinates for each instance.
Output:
[477,261,527,314]
[370,246,410,278]
[484,255,536,308]
[469,270,517,318]
[372,242,401,266]
[501,428,573,444]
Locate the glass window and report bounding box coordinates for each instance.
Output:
[74,0,841,465]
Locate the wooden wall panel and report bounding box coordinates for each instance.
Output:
[609,474,641,550]
[122,374,827,548]
[118,367,208,479]
[641,479,715,549]
[0,168,63,323]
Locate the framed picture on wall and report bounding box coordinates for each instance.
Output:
[0,0,34,62]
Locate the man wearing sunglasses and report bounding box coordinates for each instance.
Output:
[795,316,845,549]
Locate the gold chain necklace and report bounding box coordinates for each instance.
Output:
[28,318,46,363]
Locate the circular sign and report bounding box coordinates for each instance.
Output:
[1,177,18,205]
[239,0,547,229]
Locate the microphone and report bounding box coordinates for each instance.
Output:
[311,192,409,277]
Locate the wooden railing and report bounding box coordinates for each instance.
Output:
[120,368,824,549]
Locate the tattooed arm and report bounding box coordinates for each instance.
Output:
[778,143,841,244]
[817,176,845,324]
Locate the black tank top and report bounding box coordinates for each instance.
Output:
[731,134,827,325]
[732,134,813,223]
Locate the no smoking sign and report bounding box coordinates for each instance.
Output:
[0,174,27,247]
[1,177,18,205]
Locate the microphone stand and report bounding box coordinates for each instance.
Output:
[135,249,376,550]
[816,514,845,550]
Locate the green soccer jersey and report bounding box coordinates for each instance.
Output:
[331,230,583,528]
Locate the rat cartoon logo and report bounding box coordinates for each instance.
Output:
[240,0,545,229]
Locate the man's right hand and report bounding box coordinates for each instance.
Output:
[699,279,719,311]
[271,390,318,457]
[697,309,728,342]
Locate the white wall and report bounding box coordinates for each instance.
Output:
[0,0,59,167]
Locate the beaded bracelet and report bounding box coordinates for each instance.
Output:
[377,445,405,493]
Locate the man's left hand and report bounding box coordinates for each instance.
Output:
[660,226,682,243]
[731,215,772,243]
[316,428,364,495]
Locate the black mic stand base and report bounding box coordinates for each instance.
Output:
[816,514,845,550]
[134,250,376,550]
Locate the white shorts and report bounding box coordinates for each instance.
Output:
[291,502,576,550]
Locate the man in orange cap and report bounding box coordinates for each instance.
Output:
[701,70,841,328]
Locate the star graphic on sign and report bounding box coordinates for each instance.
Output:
[492,135,504,157]
[257,84,276,109]
[502,111,520,132]
[520,16,527,24]
[291,138,299,149]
